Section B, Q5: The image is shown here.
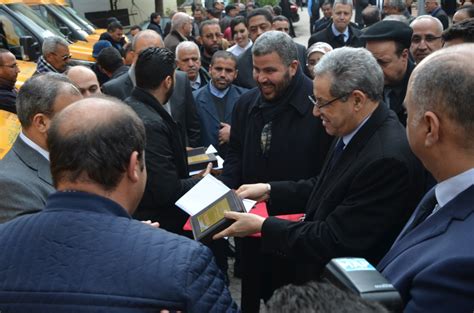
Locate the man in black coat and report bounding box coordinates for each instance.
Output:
[425,0,449,29]
[102,30,201,147]
[361,20,415,126]
[215,47,426,283]
[125,47,205,235]
[147,12,163,38]
[0,49,19,114]
[308,0,365,48]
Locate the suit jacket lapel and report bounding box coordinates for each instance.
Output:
[305,104,390,219]
[378,185,474,271]
[200,85,222,124]
[14,137,53,186]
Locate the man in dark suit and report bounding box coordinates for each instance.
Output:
[378,44,474,313]
[0,96,238,312]
[102,30,201,147]
[308,0,365,48]
[125,47,207,235]
[425,0,449,29]
[147,12,163,38]
[0,73,82,223]
[361,20,415,126]
[215,47,426,282]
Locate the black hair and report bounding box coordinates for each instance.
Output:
[247,8,273,25]
[107,21,123,32]
[97,47,124,73]
[442,17,474,42]
[210,50,237,66]
[230,16,247,37]
[135,47,175,90]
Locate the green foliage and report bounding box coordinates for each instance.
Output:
[258,0,279,6]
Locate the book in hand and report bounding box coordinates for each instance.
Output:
[187,147,218,172]
[190,190,245,244]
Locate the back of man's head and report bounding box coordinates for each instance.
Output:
[131,30,164,55]
[266,281,388,313]
[408,43,474,147]
[172,12,192,31]
[16,73,80,129]
[47,97,146,193]
[454,5,474,23]
[252,30,297,66]
[315,47,384,102]
[97,46,124,74]
[362,6,382,27]
[442,18,474,46]
[135,47,175,90]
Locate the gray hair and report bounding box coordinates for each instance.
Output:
[42,36,69,55]
[409,44,474,138]
[175,41,201,60]
[16,73,81,128]
[385,0,406,11]
[315,47,384,101]
[410,15,443,33]
[252,31,297,66]
[172,12,192,31]
[333,0,353,9]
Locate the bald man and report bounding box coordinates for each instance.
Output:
[409,16,444,64]
[102,30,201,147]
[66,66,101,97]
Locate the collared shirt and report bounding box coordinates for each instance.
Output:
[430,6,442,17]
[35,55,60,74]
[227,40,253,57]
[433,168,474,214]
[341,114,371,148]
[20,131,49,161]
[190,74,202,90]
[331,23,349,42]
[209,81,229,98]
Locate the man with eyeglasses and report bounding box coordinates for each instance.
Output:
[361,20,415,126]
[214,47,426,286]
[199,20,223,71]
[35,36,71,75]
[410,16,444,64]
[0,49,19,114]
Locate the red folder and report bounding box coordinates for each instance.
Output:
[183,202,304,238]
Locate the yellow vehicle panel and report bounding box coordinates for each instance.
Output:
[15,59,36,88]
[0,110,21,160]
[69,41,94,62]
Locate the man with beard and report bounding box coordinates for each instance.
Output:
[125,47,211,237]
[193,51,247,157]
[175,41,210,91]
[199,20,223,71]
[219,31,332,311]
[0,49,19,113]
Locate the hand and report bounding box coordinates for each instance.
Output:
[193,162,213,178]
[213,211,265,239]
[218,123,231,145]
[142,220,160,228]
[236,183,270,202]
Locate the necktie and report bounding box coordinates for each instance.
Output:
[328,138,345,171]
[401,189,438,237]
[335,34,345,46]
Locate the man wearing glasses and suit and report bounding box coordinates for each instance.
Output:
[215,47,427,285]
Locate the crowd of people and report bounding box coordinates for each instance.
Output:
[0,0,473,312]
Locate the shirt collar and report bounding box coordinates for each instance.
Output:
[435,168,474,208]
[341,114,371,147]
[331,23,349,42]
[191,73,202,90]
[20,131,49,161]
[209,80,229,98]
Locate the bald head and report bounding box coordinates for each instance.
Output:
[408,44,474,145]
[66,66,101,97]
[48,96,147,211]
[131,30,164,63]
[409,16,444,64]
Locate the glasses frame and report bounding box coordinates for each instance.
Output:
[308,92,351,110]
[411,35,442,44]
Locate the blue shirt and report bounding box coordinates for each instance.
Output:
[331,23,349,42]
[209,81,229,98]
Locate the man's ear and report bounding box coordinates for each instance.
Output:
[127,151,141,183]
[289,60,299,76]
[352,90,367,111]
[31,113,51,135]
[423,111,440,147]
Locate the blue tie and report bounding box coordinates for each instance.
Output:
[328,138,345,170]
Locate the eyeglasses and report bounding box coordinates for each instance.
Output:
[411,35,442,44]
[308,93,350,110]
[53,53,72,61]
[0,63,18,69]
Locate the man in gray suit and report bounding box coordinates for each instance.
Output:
[0,73,82,223]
